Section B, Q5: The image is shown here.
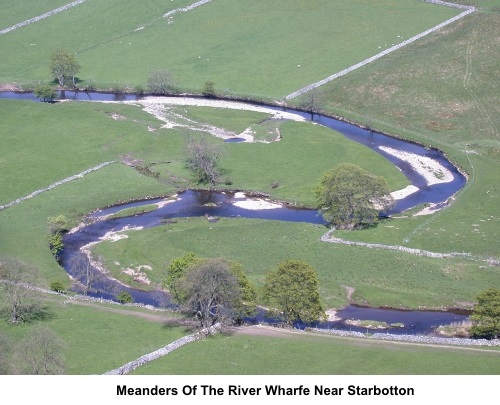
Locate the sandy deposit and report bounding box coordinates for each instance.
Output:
[390,185,419,200]
[232,199,282,210]
[127,97,306,122]
[379,146,454,186]
[155,195,179,208]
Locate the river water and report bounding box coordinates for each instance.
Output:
[2,91,471,334]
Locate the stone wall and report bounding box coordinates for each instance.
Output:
[0,1,87,36]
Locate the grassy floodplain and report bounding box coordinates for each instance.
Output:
[0,0,459,98]
[0,97,407,284]
[92,217,499,309]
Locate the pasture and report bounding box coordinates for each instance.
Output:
[0,0,498,376]
[0,0,459,98]
[131,328,500,375]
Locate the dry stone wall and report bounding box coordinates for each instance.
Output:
[285,1,475,100]
[0,0,87,35]
[0,161,115,210]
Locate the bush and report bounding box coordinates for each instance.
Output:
[116,291,133,304]
[147,69,174,95]
[49,281,66,293]
[48,232,64,257]
[202,81,216,97]
[48,215,69,234]
[134,84,145,95]
[34,84,56,103]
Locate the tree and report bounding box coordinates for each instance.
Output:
[470,288,500,339]
[34,83,56,103]
[48,215,68,259]
[49,48,80,87]
[315,163,395,229]
[147,69,174,95]
[176,258,255,329]
[16,325,65,375]
[69,254,111,295]
[185,137,225,188]
[116,290,133,304]
[202,81,216,97]
[0,257,42,323]
[263,259,325,324]
[227,260,257,324]
[163,252,199,302]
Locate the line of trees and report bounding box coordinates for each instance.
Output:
[164,254,325,329]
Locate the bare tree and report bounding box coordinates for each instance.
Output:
[178,258,240,329]
[16,325,65,375]
[185,137,225,188]
[0,257,42,323]
[147,69,174,95]
[69,254,112,295]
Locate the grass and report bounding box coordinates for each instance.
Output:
[0,0,498,375]
[292,9,500,257]
[130,330,500,374]
[0,0,460,98]
[0,0,73,31]
[106,203,159,220]
[0,296,188,374]
[92,217,500,309]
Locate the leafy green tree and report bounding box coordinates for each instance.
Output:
[315,163,394,229]
[34,84,56,102]
[163,252,199,302]
[48,215,69,234]
[263,259,325,324]
[50,48,81,87]
[470,288,500,339]
[49,280,66,293]
[225,260,257,324]
[116,290,134,304]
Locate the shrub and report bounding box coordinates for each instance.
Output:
[34,84,56,103]
[116,291,133,304]
[202,81,216,97]
[49,281,66,293]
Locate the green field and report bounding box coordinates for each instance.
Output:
[0,0,499,375]
[0,296,187,374]
[92,217,498,309]
[131,330,500,375]
[292,8,500,257]
[0,0,72,31]
[0,0,459,98]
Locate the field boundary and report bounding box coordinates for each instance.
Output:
[0,161,115,210]
[0,0,87,35]
[103,324,220,375]
[163,0,213,19]
[285,1,476,100]
[320,229,472,259]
